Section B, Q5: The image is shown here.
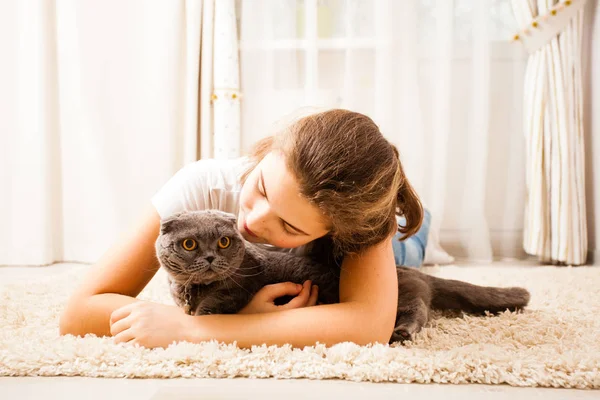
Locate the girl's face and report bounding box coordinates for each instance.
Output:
[238,151,329,248]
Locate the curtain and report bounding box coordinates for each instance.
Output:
[0,0,210,266]
[200,0,242,159]
[511,0,588,265]
[212,0,243,159]
[238,0,528,263]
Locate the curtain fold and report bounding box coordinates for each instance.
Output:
[0,0,206,265]
[199,0,242,160]
[511,0,588,265]
[213,0,242,159]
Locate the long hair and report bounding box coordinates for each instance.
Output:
[241,109,423,257]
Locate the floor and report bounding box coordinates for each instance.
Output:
[1,262,598,400]
[2,376,598,400]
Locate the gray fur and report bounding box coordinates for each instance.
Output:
[155,210,530,343]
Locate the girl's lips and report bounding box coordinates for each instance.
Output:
[244,222,258,238]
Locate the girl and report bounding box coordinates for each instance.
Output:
[59,109,430,349]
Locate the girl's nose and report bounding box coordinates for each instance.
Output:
[248,200,271,236]
[251,198,270,222]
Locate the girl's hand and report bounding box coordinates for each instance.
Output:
[110,301,192,348]
[239,280,318,314]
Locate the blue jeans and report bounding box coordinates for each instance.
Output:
[392,208,431,268]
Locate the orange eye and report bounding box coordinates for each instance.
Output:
[182,239,197,251]
[218,237,231,249]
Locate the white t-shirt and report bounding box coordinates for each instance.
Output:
[151,157,309,256]
[152,157,250,221]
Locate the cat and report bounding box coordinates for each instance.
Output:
[155,210,531,343]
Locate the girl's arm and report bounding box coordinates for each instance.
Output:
[186,237,399,347]
[59,204,162,337]
[62,201,398,347]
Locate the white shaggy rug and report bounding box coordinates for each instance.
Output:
[1,264,599,389]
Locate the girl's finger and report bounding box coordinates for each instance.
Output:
[280,280,311,310]
[110,315,132,337]
[261,282,303,301]
[113,328,136,344]
[307,285,319,307]
[110,304,135,326]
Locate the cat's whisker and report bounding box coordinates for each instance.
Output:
[232,265,264,275]
[164,259,185,273]
[184,274,194,287]
[166,269,184,280]
[227,269,264,278]
[235,265,261,271]
[222,275,232,293]
[170,268,191,280]
[225,275,253,296]
[236,265,261,271]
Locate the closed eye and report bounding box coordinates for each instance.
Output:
[282,221,300,236]
[258,179,300,235]
[258,169,308,237]
[257,179,266,198]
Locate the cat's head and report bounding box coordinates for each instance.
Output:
[155,210,245,285]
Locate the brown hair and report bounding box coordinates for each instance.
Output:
[241,109,423,256]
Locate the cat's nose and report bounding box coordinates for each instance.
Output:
[206,256,215,264]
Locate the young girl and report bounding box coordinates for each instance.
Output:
[59,109,430,349]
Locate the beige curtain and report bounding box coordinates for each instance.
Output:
[200,0,242,159]
[511,0,588,265]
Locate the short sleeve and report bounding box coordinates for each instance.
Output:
[151,160,214,219]
[151,158,247,220]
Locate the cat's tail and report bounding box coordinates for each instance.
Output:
[425,274,530,314]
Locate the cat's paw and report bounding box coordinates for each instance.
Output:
[390,329,412,343]
[389,321,420,344]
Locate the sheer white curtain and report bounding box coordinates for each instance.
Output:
[0,0,203,265]
[238,0,528,262]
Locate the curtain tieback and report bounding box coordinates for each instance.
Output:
[211,88,242,103]
[512,0,587,54]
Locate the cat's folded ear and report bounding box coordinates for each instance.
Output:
[160,212,184,235]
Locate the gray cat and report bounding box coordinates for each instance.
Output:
[155,210,530,343]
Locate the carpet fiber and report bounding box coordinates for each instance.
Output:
[1,265,599,389]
